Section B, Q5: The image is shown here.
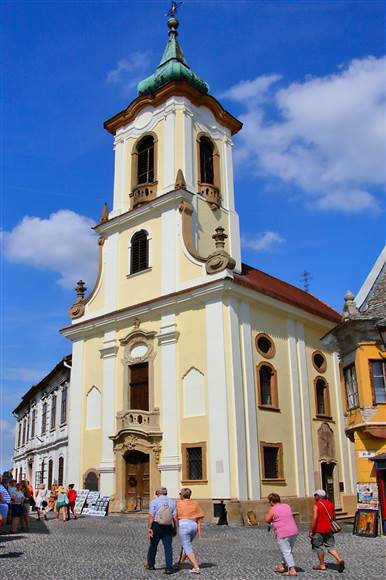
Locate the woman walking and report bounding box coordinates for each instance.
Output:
[20,482,30,531]
[55,486,68,523]
[176,488,204,575]
[264,493,298,577]
[10,483,26,533]
[35,484,48,521]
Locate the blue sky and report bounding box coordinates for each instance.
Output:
[1,0,385,470]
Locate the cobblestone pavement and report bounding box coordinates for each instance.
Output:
[0,514,384,579]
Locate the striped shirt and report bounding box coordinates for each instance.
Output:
[0,484,11,504]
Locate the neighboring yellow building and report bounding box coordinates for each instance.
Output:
[322,248,386,528]
[60,14,357,522]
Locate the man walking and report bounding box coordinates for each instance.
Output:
[309,489,345,573]
[146,486,177,575]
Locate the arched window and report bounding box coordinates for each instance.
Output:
[48,459,53,490]
[84,470,99,491]
[58,456,64,486]
[199,136,214,185]
[137,136,155,185]
[256,362,279,410]
[130,230,149,274]
[315,378,331,417]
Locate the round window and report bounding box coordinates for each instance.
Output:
[312,351,327,373]
[255,333,275,358]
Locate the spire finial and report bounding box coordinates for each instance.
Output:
[166,2,182,37]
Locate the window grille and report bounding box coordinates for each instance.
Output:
[130,230,149,274]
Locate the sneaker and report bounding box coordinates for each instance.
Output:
[164,571,173,575]
[144,563,155,571]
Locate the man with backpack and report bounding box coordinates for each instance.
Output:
[145,486,177,575]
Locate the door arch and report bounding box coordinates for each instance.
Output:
[125,450,150,511]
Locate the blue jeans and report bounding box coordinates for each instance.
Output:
[147,522,174,571]
[179,519,197,555]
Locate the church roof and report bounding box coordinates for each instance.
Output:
[235,264,341,323]
[137,16,209,97]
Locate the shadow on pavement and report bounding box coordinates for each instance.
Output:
[0,551,23,559]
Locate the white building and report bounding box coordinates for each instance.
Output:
[12,356,71,489]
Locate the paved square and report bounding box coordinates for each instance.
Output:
[0,515,384,579]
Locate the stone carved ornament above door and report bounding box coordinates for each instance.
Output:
[120,328,156,365]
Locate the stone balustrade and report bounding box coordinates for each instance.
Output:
[198,182,221,209]
[116,408,161,435]
[130,183,157,208]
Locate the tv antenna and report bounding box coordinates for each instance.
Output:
[300,270,312,292]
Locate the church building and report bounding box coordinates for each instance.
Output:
[61,13,357,521]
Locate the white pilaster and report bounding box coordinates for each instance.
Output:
[221,137,235,211]
[157,313,180,496]
[104,232,118,313]
[163,108,176,192]
[112,137,126,215]
[183,108,195,192]
[287,319,306,497]
[240,301,260,500]
[67,338,84,488]
[205,299,231,498]
[332,353,353,494]
[98,330,118,496]
[228,298,248,499]
[295,322,314,495]
[161,207,177,295]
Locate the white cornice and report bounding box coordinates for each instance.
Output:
[94,189,192,236]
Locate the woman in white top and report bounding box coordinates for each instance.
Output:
[35,484,48,521]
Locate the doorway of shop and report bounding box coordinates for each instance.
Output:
[321,462,335,503]
[125,450,150,511]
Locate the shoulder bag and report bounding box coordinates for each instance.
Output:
[320,500,342,534]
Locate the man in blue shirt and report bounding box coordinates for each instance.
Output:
[146,486,177,574]
[0,474,11,528]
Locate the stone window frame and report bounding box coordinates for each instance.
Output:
[196,133,221,191]
[256,361,280,411]
[60,384,68,426]
[50,393,57,431]
[255,332,276,359]
[260,442,285,482]
[58,455,64,486]
[314,376,332,419]
[130,132,158,193]
[181,442,208,485]
[312,350,327,373]
[127,227,152,277]
[120,329,157,413]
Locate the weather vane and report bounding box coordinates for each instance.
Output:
[166,1,183,18]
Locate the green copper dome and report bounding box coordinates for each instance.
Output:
[137,17,209,96]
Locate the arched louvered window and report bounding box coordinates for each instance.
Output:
[58,456,64,486]
[130,230,149,274]
[199,136,214,184]
[48,459,53,490]
[137,136,155,185]
[256,362,279,410]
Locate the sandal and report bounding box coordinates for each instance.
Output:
[312,566,327,572]
[275,564,286,573]
[282,572,297,577]
[189,570,200,575]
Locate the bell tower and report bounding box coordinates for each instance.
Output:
[102,11,243,279]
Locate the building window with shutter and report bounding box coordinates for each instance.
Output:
[48,459,53,490]
[370,360,386,404]
[343,364,359,409]
[256,362,279,410]
[58,456,64,486]
[137,135,155,185]
[50,395,57,430]
[22,419,26,445]
[260,442,284,481]
[31,408,36,438]
[60,388,68,425]
[130,230,149,275]
[17,422,22,447]
[41,402,47,435]
[181,443,207,483]
[314,377,331,418]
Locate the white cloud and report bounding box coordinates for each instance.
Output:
[221,56,385,213]
[2,368,48,382]
[242,231,286,253]
[2,210,98,289]
[106,50,152,95]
